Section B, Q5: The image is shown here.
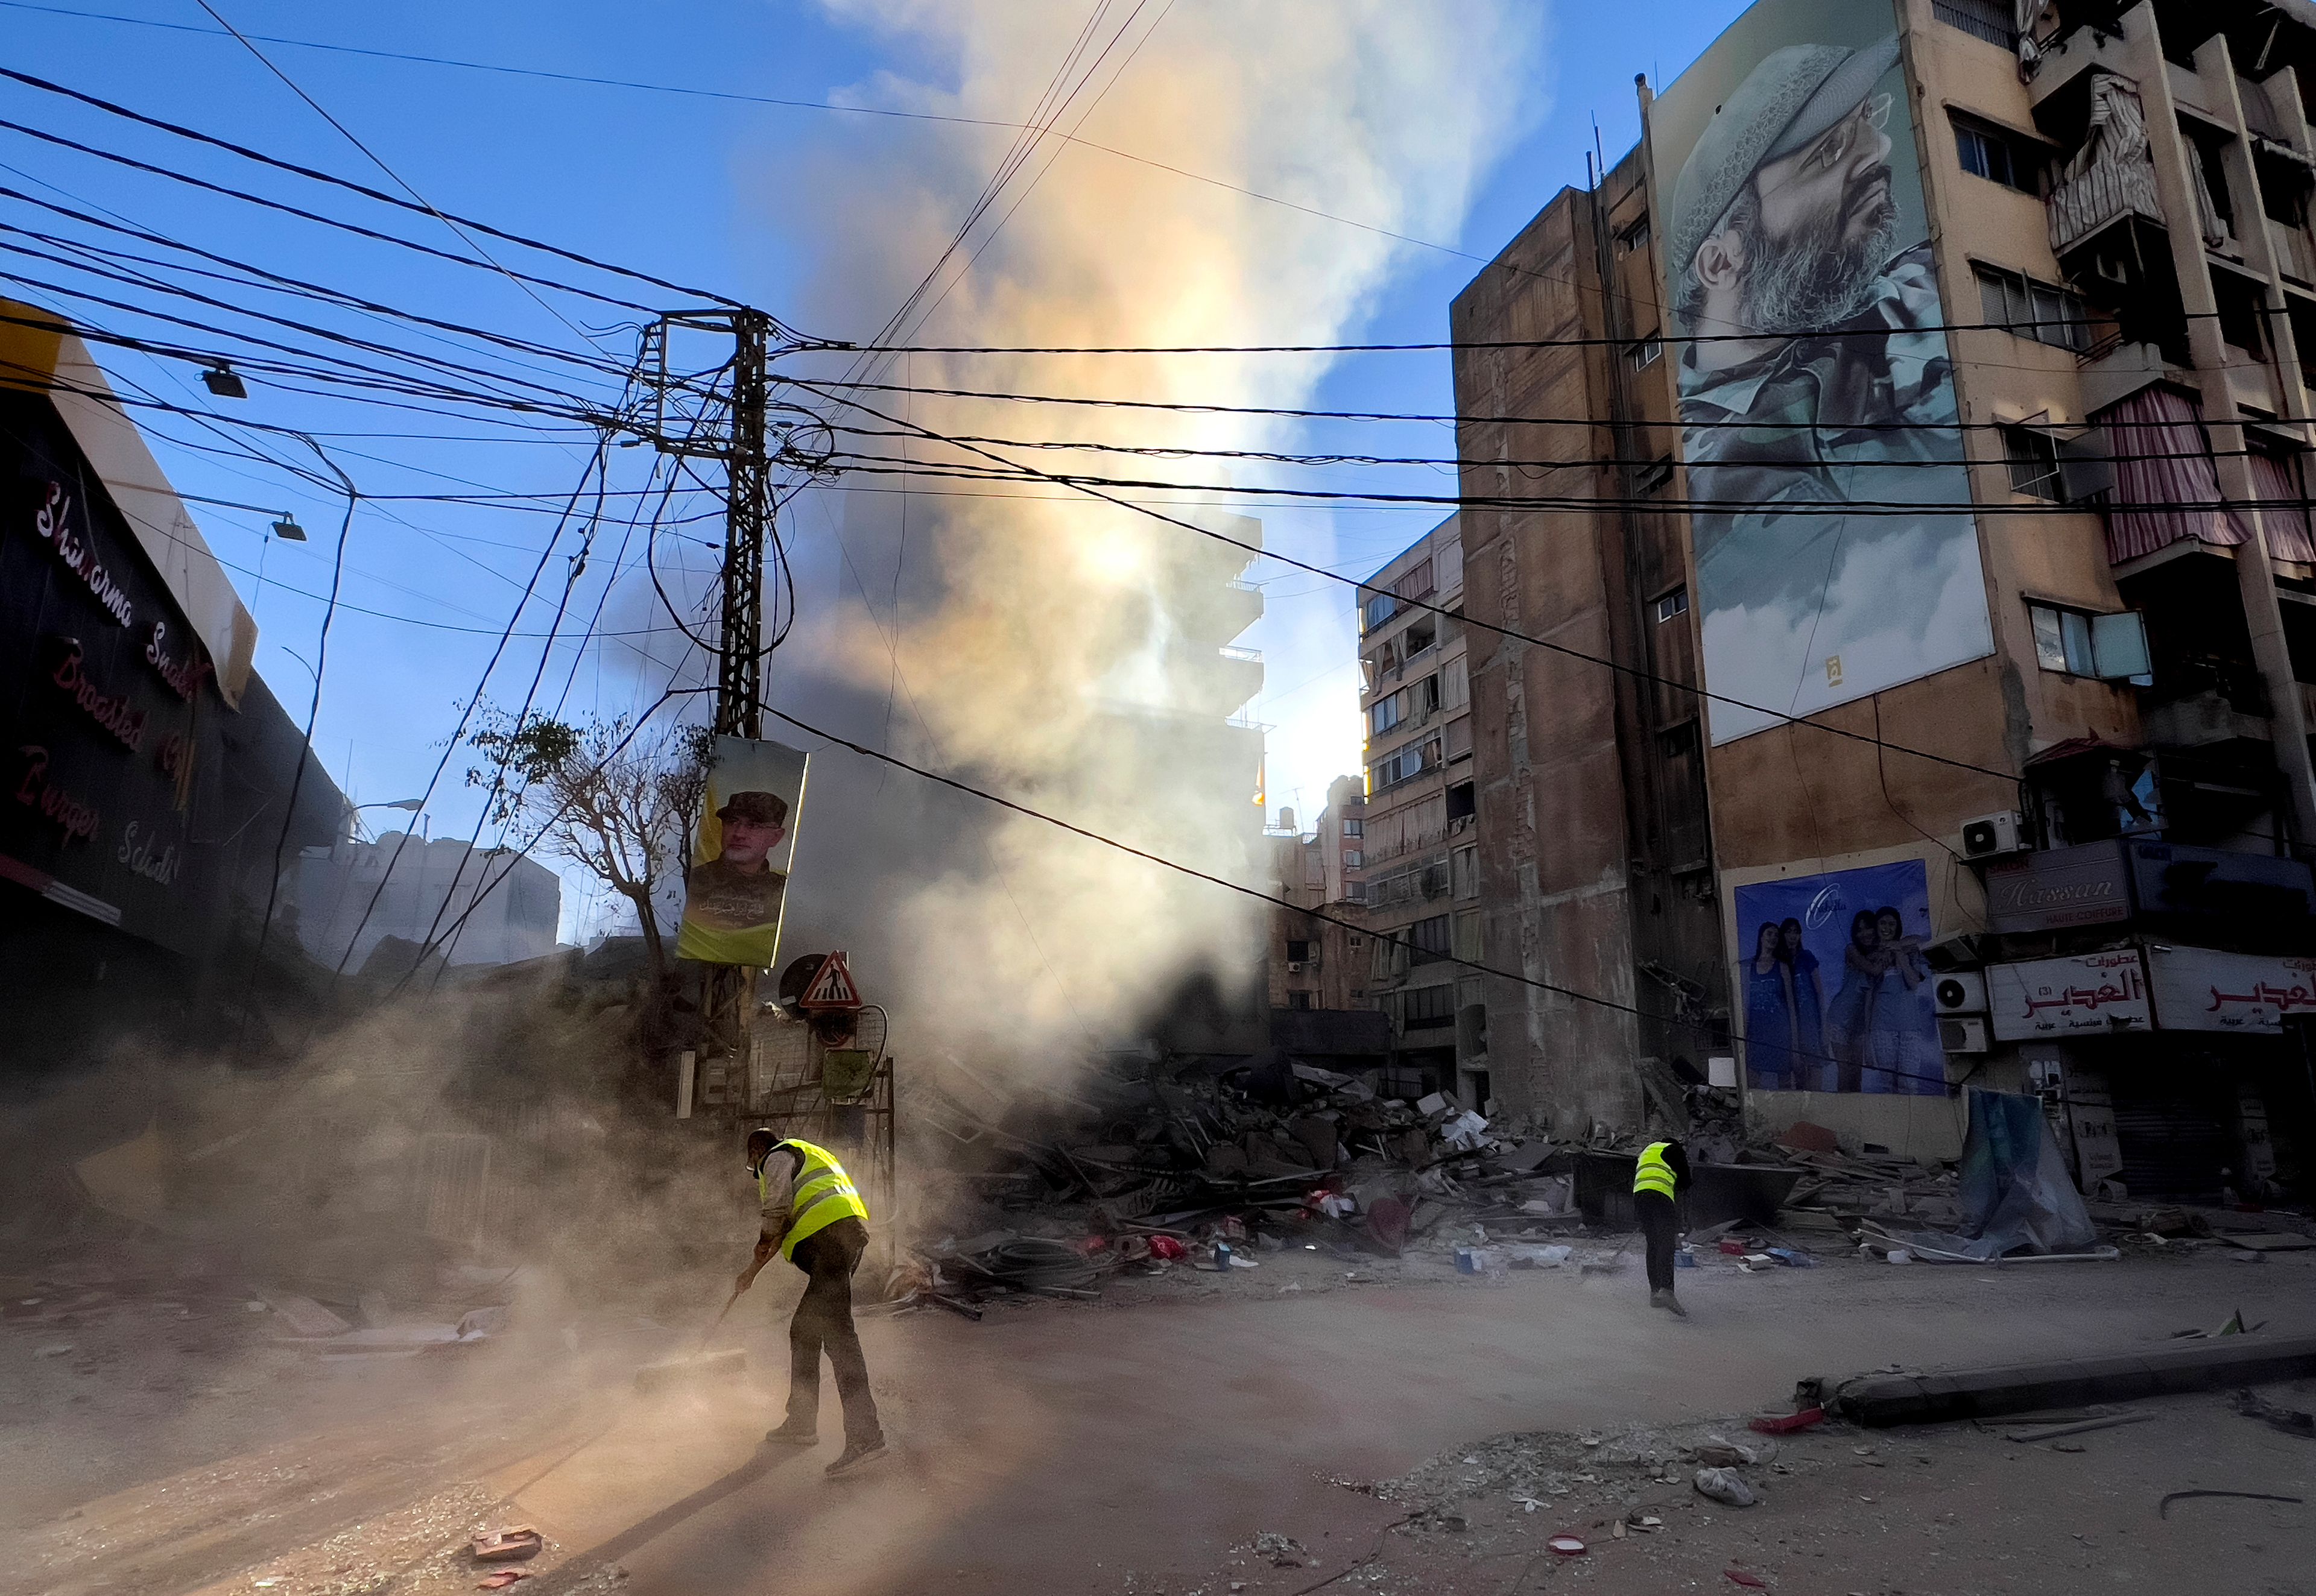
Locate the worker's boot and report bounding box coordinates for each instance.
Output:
[764,1421,818,1446]
[824,1436,889,1477]
[1649,1288,1680,1314]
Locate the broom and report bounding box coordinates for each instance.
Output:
[633,1284,750,1394]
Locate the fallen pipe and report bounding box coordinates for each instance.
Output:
[1826,1333,2316,1427]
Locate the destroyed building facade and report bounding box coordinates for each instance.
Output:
[1448,0,2316,1200]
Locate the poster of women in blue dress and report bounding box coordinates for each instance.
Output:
[1733,859,1944,1094]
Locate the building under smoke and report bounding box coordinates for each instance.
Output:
[293,830,563,975]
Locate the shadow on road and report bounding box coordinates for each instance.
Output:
[528,1445,815,1591]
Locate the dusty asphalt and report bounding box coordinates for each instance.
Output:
[7,1244,2311,1595]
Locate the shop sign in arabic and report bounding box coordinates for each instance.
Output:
[1987,950,2150,1040]
[2145,944,2316,1033]
[1983,840,2131,933]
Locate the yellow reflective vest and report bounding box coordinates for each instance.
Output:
[1633,1141,1678,1199]
[762,1138,870,1259]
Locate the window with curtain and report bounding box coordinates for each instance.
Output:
[2095,386,2245,563]
[2248,448,2316,564]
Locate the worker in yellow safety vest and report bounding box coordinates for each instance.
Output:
[1632,1138,1693,1317]
[738,1129,885,1475]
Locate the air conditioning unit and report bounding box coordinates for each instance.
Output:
[1960,810,2027,860]
[1286,961,1305,973]
[1932,971,1987,1015]
[1938,1015,1990,1054]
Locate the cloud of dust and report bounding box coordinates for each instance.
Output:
[766,0,1547,1071]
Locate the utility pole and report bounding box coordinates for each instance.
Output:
[717,308,771,743]
[650,306,776,1102]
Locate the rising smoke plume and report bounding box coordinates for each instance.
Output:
[758,0,1545,1068]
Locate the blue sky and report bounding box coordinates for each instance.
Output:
[1,0,1746,941]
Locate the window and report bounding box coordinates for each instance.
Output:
[1403,985,1457,1029]
[1414,674,1441,715]
[1952,112,2036,194]
[1362,590,1396,631]
[1444,714,1473,762]
[1369,695,1402,736]
[1625,332,1662,370]
[1343,816,1363,838]
[1452,845,1479,900]
[2212,269,2266,354]
[1452,912,1483,962]
[2027,601,2153,681]
[2002,426,2063,500]
[2032,604,2095,675]
[1287,991,1313,1011]
[1371,745,1426,788]
[1446,780,1476,822]
[1285,939,1312,963]
[1396,560,1435,601]
[1616,215,1651,256]
[1372,933,1405,978]
[1404,617,1438,655]
[1654,587,1689,623]
[1344,850,1363,869]
[1408,914,1452,965]
[1933,0,2017,49]
[1974,263,2087,352]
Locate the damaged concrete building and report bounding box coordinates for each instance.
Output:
[1448,0,2316,1200]
[1352,516,1483,1103]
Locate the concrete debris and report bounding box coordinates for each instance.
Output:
[473,1527,544,1562]
[1248,1532,1308,1567]
[2228,1387,2316,1439]
[258,1292,354,1338]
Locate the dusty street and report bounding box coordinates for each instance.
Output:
[6,1240,2311,1595]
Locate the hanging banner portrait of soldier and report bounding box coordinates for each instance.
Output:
[676,733,808,967]
[1647,0,1994,745]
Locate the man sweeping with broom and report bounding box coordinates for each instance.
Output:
[738,1128,887,1475]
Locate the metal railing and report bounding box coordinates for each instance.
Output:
[1932,0,2015,50]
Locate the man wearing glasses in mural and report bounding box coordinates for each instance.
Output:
[1669,34,1982,735]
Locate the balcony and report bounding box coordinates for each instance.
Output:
[1932,0,2014,51]
[2077,335,2174,415]
[2046,142,2162,260]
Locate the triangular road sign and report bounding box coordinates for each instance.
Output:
[799,950,863,1012]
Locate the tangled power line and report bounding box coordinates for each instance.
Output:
[0,36,2238,1076]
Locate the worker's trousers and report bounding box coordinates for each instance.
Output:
[1636,1191,1678,1293]
[786,1216,882,1445]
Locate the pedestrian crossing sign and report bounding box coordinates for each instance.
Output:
[798,950,863,1012]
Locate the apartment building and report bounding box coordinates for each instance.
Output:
[1449,0,2316,1197]
[1351,516,1485,1103]
[1451,151,1726,1138]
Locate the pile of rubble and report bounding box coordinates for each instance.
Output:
[902,1054,1675,1310]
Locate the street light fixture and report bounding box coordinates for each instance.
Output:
[270,514,306,543]
[201,362,247,399]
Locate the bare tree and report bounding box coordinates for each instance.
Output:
[466,710,712,1001]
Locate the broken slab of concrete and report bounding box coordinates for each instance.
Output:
[1827,1334,2316,1427]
